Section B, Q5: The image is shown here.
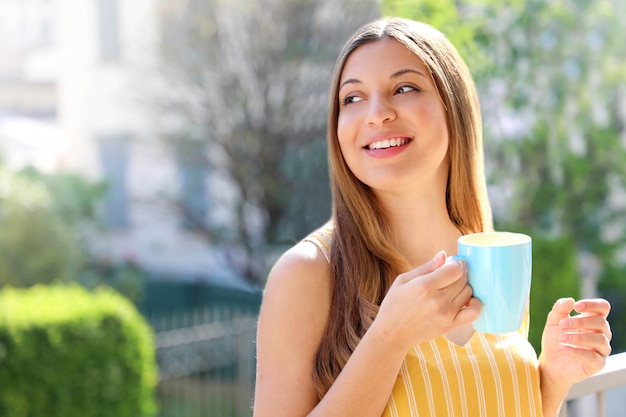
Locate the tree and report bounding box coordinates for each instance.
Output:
[383,0,626,351]
[0,167,98,287]
[473,0,626,350]
[381,0,482,68]
[145,0,380,284]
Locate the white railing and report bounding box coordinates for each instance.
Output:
[559,352,626,417]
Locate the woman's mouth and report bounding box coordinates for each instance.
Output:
[365,137,411,150]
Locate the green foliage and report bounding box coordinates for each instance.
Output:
[380,0,485,69]
[78,259,146,305]
[0,164,145,306]
[598,263,626,352]
[0,168,83,286]
[527,235,580,353]
[0,285,157,417]
[17,166,105,228]
[512,122,626,252]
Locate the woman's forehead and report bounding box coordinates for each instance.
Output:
[339,38,431,85]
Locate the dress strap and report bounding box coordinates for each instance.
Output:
[302,221,334,263]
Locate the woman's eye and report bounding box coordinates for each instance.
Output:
[342,95,364,105]
[396,85,418,94]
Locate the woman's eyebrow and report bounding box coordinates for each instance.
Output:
[391,68,428,79]
[339,68,429,92]
[338,78,360,92]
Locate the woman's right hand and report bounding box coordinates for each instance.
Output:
[372,250,481,349]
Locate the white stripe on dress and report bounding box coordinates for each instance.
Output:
[522,341,539,417]
[497,334,522,417]
[479,332,506,416]
[464,337,487,416]
[401,356,421,416]
[447,340,469,417]
[430,340,455,416]
[412,345,435,416]
[387,389,400,417]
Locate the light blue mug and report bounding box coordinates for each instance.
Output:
[452,232,532,334]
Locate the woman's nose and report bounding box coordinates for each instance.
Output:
[365,95,397,126]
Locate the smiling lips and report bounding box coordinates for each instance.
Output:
[365,137,410,150]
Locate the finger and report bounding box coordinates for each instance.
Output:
[574,298,611,318]
[446,281,472,306]
[437,280,466,305]
[452,297,481,325]
[425,250,448,270]
[440,259,467,288]
[396,250,447,284]
[559,332,613,357]
[560,315,612,337]
[545,298,576,327]
[422,260,467,290]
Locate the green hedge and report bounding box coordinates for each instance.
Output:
[0,285,157,417]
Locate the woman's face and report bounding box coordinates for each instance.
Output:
[337,37,450,197]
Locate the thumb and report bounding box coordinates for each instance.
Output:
[397,250,447,284]
[545,298,575,327]
[422,250,447,273]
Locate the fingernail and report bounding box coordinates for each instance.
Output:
[555,298,572,308]
[457,260,466,275]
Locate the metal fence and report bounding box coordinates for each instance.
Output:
[149,286,261,417]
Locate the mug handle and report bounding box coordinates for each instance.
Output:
[446,254,465,263]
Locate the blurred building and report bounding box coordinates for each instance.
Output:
[0,0,251,290]
[0,0,64,171]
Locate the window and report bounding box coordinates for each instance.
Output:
[98,135,129,228]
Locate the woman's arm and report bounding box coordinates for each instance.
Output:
[538,298,612,417]
[253,242,331,416]
[253,246,479,417]
[253,241,408,417]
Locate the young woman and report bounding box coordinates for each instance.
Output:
[253,17,612,417]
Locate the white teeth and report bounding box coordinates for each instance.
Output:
[367,138,408,150]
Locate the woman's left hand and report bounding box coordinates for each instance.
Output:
[538,297,612,389]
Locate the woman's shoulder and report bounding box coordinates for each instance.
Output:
[267,221,333,292]
[262,221,334,308]
[255,225,333,414]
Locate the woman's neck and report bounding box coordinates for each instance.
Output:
[376,190,461,268]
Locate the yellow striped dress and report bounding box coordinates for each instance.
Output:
[304,223,543,417]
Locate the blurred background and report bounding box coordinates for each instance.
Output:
[0,0,624,416]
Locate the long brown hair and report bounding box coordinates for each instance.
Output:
[312,18,493,398]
